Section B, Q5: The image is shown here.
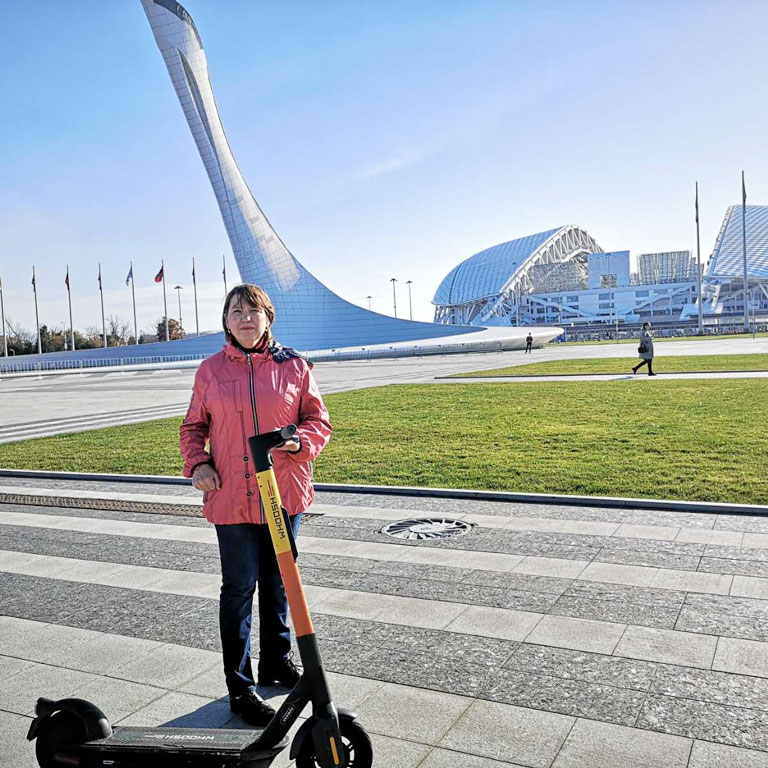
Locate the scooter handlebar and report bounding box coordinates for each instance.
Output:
[248,425,298,471]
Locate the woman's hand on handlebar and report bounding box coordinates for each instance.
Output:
[193,464,221,492]
[273,438,301,453]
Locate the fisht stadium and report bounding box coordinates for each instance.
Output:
[432,207,768,330]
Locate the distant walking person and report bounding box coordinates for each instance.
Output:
[632,322,656,376]
[525,333,533,354]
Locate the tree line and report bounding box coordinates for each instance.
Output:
[0,316,185,355]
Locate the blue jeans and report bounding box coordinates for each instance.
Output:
[215,514,302,696]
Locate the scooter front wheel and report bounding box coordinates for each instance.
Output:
[295,719,373,768]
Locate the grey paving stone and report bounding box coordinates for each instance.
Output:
[116,692,231,727]
[638,693,768,751]
[602,537,706,556]
[526,615,626,655]
[704,544,768,561]
[354,682,472,745]
[420,748,528,767]
[113,643,219,689]
[339,645,497,698]
[75,676,167,723]
[367,733,433,768]
[0,710,36,768]
[551,718,692,768]
[549,595,680,630]
[715,516,768,533]
[481,669,646,725]
[503,644,658,691]
[676,593,768,642]
[368,622,519,667]
[689,740,768,768]
[463,569,572,595]
[623,510,715,529]
[439,700,574,767]
[713,636,768,678]
[699,558,768,577]
[594,549,701,570]
[563,580,686,609]
[312,613,374,644]
[615,626,717,669]
[0,662,102,716]
[651,665,768,712]
[0,655,35,684]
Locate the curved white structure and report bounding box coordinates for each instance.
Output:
[141,0,482,349]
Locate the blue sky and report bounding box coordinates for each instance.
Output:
[1,0,767,334]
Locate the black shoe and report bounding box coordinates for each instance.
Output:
[257,655,302,688]
[632,367,637,375]
[649,373,657,376]
[229,690,275,727]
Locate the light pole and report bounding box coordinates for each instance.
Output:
[0,274,7,357]
[174,285,183,337]
[405,280,413,320]
[366,295,372,310]
[390,278,398,318]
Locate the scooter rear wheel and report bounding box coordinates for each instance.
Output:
[35,711,87,768]
[295,719,373,768]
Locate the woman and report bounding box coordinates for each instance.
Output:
[180,284,332,726]
[632,321,656,376]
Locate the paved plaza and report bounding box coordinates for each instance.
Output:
[2,480,768,767]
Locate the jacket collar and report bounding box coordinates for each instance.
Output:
[223,341,271,363]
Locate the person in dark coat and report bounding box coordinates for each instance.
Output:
[525,333,533,354]
[632,322,656,376]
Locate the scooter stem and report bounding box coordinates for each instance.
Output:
[248,426,314,638]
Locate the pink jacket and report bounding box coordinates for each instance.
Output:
[179,342,332,525]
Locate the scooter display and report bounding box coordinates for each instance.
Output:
[28,424,373,768]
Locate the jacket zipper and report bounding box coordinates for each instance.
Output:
[246,354,263,523]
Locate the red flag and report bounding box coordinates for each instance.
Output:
[154,266,164,283]
[65,269,70,290]
[32,270,36,288]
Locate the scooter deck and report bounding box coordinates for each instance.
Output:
[77,726,288,766]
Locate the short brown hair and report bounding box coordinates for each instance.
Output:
[222,284,275,343]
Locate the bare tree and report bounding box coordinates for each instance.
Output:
[4,317,34,345]
[106,315,131,346]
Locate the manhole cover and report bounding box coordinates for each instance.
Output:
[381,518,473,540]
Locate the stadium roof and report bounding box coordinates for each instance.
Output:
[433,228,562,306]
[707,205,768,279]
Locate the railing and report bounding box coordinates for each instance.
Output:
[0,339,507,374]
[0,354,207,374]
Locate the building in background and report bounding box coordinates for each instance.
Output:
[636,251,697,285]
[433,206,768,331]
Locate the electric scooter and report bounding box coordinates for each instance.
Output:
[28,425,373,768]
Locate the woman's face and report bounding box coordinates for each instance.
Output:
[226,299,269,348]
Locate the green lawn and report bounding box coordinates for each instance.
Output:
[560,332,768,345]
[1,380,766,504]
[453,353,768,377]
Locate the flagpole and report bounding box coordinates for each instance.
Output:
[98,263,107,347]
[130,261,138,345]
[695,182,703,334]
[222,253,228,296]
[192,257,200,336]
[32,266,42,355]
[742,171,749,332]
[66,265,75,351]
[0,275,7,357]
[162,260,169,342]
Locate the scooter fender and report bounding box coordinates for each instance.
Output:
[289,707,357,761]
[27,697,113,742]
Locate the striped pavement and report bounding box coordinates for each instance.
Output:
[3,490,768,767]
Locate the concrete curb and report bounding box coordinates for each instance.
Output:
[436,368,768,380]
[0,468,766,517]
